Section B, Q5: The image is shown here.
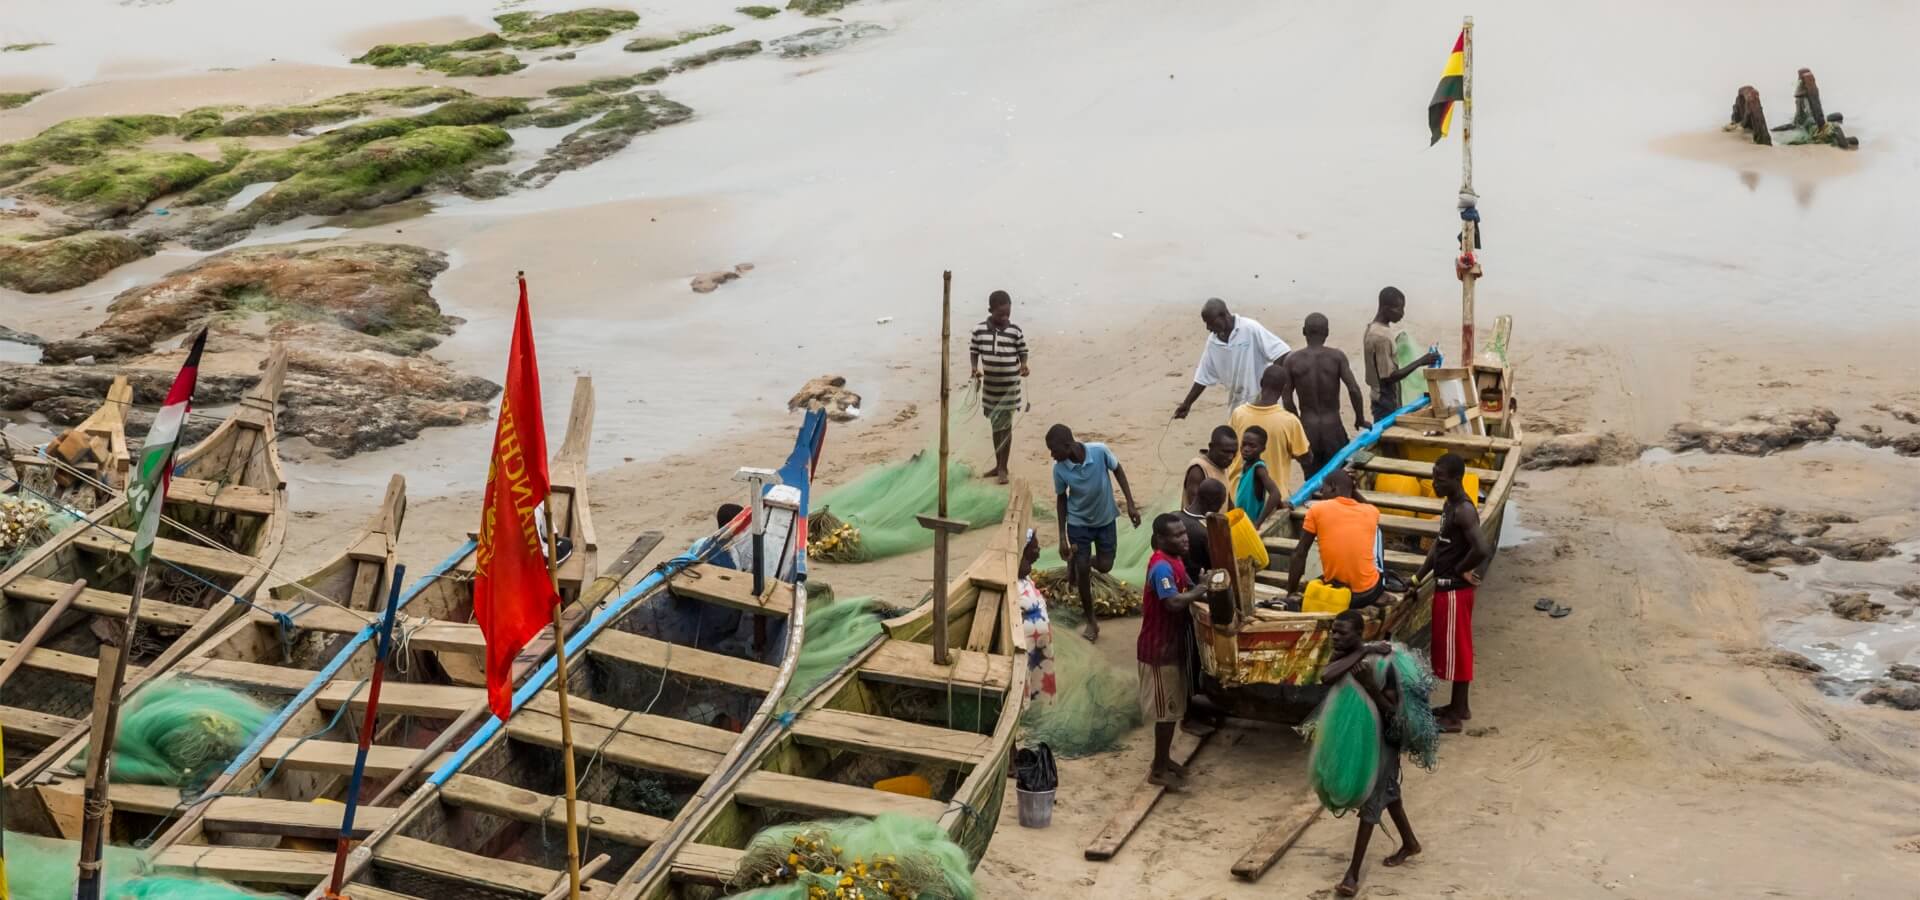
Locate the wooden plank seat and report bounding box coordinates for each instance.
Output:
[1287,506,1440,537]
[1352,490,1447,517]
[1261,538,1426,573]
[330,886,422,900]
[0,638,142,682]
[1354,454,1500,485]
[1380,426,1518,454]
[314,680,480,718]
[667,564,793,617]
[736,771,949,821]
[858,640,1013,696]
[508,693,732,780]
[671,844,748,886]
[586,628,779,694]
[150,845,336,887]
[72,526,261,580]
[167,477,277,517]
[790,708,995,770]
[440,774,671,848]
[3,575,203,630]
[0,705,77,743]
[258,739,448,780]
[201,796,395,840]
[172,657,315,693]
[376,836,618,897]
[258,603,376,636]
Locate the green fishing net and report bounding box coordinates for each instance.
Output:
[781,592,886,709]
[2,831,281,900]
[1393,332,1430,401]
[1016,628,1140,757]
[726,814,975,900]
[1302,678,1382,814]
[66,679,273,787]
[1381,645,1439,771]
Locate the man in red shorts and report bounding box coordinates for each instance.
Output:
[1415,453,1489,733]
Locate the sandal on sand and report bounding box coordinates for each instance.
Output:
[1550,605,1572,618]
[1534,598,1555,612]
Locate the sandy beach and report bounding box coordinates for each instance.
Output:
[7,0,1920,896]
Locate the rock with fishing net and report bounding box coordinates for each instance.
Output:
[806,451,1007,563]
[65,679,273,787]
[2,831,281,900]
[1017,628,1142,757]
[726,814,976,900]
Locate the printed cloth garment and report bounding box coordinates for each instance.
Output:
[1018,577,1057,702]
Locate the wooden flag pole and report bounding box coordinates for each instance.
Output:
[324,564,407,898]
[919,271,965,667]
[73,566,150,900]
[544,492,584,900]
[1458,15,1478,364]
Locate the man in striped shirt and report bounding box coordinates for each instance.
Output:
[970,290,1029,484]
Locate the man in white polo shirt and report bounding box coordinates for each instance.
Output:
[1173,298,1292,420]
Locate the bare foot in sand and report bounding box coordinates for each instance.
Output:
[1384,840,1423,867]
[1336,873,1360,896]
[996,472,1010,485]
[1147,769,1185,790]
[1437,715,1464,734]
[1082,621,1099,642]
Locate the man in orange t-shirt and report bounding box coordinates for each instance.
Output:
[1284,469,1385,607]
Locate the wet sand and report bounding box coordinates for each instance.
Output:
[8,0,1920,895]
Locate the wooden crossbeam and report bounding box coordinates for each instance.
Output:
[790,708,994,770]
[72,526,261,579]
[150,845,335,887]
[376,835,617,896]
[4,575,203,630]
[201,796,395,840]
[258,738,444,779]
[0,704,77,743]
[508,693,730,780]
[441,774,670,848]
[0,638,140,682]
[670,844,747,887]
[585,628,778,694]
[668,563,793,617]
[1380,426,1517,453]
[1288,506,1439,537]
[314,680,480,718]
[173,657,315,693]
[1262,538,1426,572]
[1355,455,1499,484]
[737,771,948,821]
[168,477,277,517]
[858,640,1012,695]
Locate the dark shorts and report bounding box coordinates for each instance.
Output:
[1066,520,1118,560]
[1372,394,1401,422]
[985,404,1016,431]
[1360,743,1403,824]
[1303,421,1349,478]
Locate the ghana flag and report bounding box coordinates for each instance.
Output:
[1428,30,1465,145]
[127,328,207,568]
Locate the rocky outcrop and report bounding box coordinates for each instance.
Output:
[1667,407,1838,456]
[768,23,887,57]
[515,92,694,189]
[1860,681,1920,711]
[1522,431,1641,470]
[1887,663,1920,685]
[1827,593,1886,622]
[9,242,497,457]
[789,375,861,422]
[691,263,752,293]
[1708,507,1850,567]
[0,232,151,294]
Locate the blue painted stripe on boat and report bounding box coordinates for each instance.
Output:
[212,539,477,781]
[1289,397,1433,506]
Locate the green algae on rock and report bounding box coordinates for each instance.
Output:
[0,91,45,111]
[25,151,225,220]
[353,33,508,67]
[495,8,640,35]
[623,25,733,53]
[0,232,150,294]
[0,115,177,184]
[423,50,527,77]
[516,91,693,188]
[787,0,858,14]
[2,42,52,53]
[671,39,763,71]
[738,5,782,18]
[180,87,470,138]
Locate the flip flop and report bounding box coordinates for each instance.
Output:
[1550,605,1573,618]
[1533,598,1554,612]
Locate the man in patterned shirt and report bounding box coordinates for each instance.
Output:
[970,290,1029,484]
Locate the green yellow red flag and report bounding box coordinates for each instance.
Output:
[1428,30,1466,145]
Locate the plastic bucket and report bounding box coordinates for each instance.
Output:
[1015,787,1055,828]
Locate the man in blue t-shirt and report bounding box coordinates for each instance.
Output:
[1047,423,1142,642]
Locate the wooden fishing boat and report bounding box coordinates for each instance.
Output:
[1191,367,1524,723]
[618,480,1033,900]
[5,375,135,512]
[0,350,290,783]
[314,410,829,900]
[16,377,607,891]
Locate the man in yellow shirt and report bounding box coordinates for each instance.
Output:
[1228,363,1313,499]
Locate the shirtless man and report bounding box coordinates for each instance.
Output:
[1282,313,1370,477]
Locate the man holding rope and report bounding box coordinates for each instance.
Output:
[971,289,1029,485]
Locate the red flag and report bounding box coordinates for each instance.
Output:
[473,274,556,720]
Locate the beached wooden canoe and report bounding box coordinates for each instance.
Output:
[311,410,829,900]
[5,375,134,513]
[616,480,1034,900]
[26,377,608,890]
[1191,381,1525,724]
[0,351,290,783]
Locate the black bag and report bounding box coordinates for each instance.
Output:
[1014,743,1058,792]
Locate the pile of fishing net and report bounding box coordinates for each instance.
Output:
[805,451,1007,563]
[1017,628,1141,757]
[2,831,282,900]
[1027,508,1163,618]
[726,814,975,900]
[66,679,273,787]
[0,495,78,570]
[1301,645,1439,814]
[780,591,887,709]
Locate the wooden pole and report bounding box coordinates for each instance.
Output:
[933,270,953,666]
[543,495,584,900]
[325,565,406,897]
[0,579,86,691]
[1459,16,1477,364]
[73,566,148,900]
